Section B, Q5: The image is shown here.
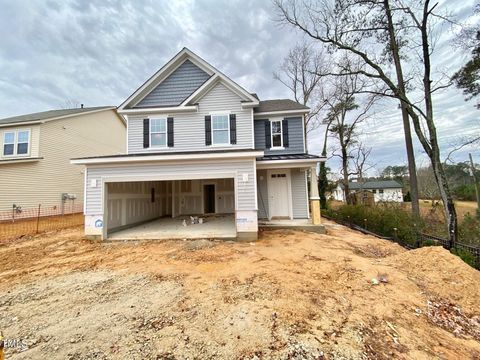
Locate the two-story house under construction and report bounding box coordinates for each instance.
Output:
[72,48,325,241]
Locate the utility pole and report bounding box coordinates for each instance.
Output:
[468,153,480,219]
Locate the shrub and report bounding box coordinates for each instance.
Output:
[458,215,480,247]
[324,204,420,247]
[450,248,478,269]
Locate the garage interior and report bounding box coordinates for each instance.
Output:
[105,178,236,240]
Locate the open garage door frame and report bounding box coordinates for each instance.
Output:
[101,172,238,239]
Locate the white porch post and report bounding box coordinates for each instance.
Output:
[310,166,321,225]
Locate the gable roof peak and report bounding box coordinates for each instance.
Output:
[118,47,259,111]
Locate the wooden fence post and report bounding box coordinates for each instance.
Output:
[36,204,41,234]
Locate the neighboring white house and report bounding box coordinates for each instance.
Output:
[332,180,404,203]
[72,47,326,241]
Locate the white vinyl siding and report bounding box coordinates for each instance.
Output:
[127,83,253,153]
[291,169,309,218]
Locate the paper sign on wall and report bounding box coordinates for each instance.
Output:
[236,210,258,232]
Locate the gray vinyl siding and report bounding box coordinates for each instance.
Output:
[134,60,211,108]
[128,83,253,153]
[85,159,256,215]
[291,169,309,218]
[256,169,269,219]
[254,117,305,155]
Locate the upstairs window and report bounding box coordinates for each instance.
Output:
[150,118,167,147]
[212,114,229,145]
[17,131,29,154]
[3,130,30,156]
[271,120,282,148]
[3,132,14,156]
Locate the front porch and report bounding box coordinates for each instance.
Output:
[258,218,326,234]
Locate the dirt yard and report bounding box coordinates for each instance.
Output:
[0,221,479,359]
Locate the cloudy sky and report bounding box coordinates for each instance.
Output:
[0,0,478,174]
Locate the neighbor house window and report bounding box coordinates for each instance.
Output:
[372,189,377,194]
[3,132,14,156]
[379,189,384,194]
[3,130,30,156]
[150,118,167,147]
[271,120,282,148]
[17,131,29,154]
[212,114,229,145]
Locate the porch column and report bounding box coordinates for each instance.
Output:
[310,166,321,225]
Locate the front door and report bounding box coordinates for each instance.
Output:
[204,184,215,213]
[268,171,290,219]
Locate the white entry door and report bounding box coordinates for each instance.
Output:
[268,171,291,219]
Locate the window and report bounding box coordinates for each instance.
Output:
[379,189,384,194]
[271,120,282,148]
[3,130,30,156]
[212,114,229,145]
[150,118,166,147]
[3,132,14,156]
[17,131,29,154]
[372,189,376,194]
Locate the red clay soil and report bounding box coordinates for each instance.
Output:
[0,220,478,359]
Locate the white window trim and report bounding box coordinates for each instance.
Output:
[211,113,231,146]
[2,129,31,157]
[270,119,284,150]
[149,118,168,148]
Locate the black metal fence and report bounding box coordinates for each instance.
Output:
[322,214,480,269]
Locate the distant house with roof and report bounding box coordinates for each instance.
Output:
[0,106,125,217]
[331,180,404,203]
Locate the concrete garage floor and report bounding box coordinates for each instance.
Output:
[108,214,236,240]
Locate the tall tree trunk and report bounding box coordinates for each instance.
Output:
[384,0,420,219]
[341,146,351,204]
[419,0,457,245]
[431,151,458,247]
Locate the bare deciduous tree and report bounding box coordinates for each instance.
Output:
[274,42,330,149]
[327,73,378,204]
[274,0,459,246]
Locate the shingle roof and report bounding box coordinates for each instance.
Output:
[257,153,322,161]
[254,99,309,113]
[340,180,403,190]
[0,106,115,126]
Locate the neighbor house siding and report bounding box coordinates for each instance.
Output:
[134,60,211,108]
[127,83,254,153]
[256,169,269,219]
[0,110,125,212]
[254,117,304,155]
[84,158,256,216]
[291,169,309,218]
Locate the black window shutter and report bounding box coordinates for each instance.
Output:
[265,120,271,148]
[229,114,237,145]
[282,118,289,147]
[143,118,150,148]
[167,117,174,147]
[205,115,212,145]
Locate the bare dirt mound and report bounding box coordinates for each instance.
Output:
[1,225,479,359]
[386,246,480,312]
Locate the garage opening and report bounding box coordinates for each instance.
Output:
[104,178,236,240]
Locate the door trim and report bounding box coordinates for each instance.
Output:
[266,169,293,220]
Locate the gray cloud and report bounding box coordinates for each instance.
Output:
[0,0,478,171]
